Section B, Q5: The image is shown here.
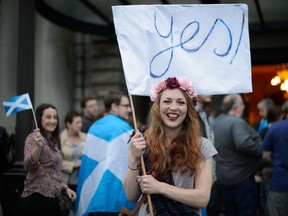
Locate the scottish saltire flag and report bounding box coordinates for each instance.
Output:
[2,93,33,117]
[75,114,135,216]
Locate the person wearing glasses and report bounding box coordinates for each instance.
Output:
[103,91,132,121]
[75,91,135,216]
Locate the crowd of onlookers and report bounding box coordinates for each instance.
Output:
[1,93,288,216]
[204,96,288,216]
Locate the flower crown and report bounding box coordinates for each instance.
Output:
[150,77,197,105]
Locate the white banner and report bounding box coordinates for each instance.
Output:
[112,4,252,96]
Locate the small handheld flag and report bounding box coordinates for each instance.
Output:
[2,93,32,117]
[2,93,38,128]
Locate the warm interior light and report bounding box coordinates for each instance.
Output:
[271,76,281,86]
[270,63,288,91]
[280,83,286,91]
[283,80,288,92]
[280,81,288,91]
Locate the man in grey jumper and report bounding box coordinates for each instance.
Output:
[213,94,265,216]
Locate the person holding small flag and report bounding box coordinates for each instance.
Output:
[124,77,217,216]
[19,103,76,216]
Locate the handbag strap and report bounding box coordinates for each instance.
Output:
[133,194,147,214]
[120,194,147,216]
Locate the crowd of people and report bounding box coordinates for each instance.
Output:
[1,77,288,216]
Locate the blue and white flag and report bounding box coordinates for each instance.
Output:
[75,114,135,216]
[2,93,33,117]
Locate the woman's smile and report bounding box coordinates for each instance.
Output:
[160,88,187,130]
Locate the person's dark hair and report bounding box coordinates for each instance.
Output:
[81,96,96,109]
[257,98,275,111]
[221,94,239,113]
[64,110,82,128]
[282,100,288,114]
[35,103,60,151]
[267,105,282,123]
[104,91,125,112]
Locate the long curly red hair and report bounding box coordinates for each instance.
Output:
[145,89,201,180]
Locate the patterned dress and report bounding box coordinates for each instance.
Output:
[22,132,64,198]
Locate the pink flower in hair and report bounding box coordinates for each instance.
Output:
[154,80,167,94]
[178,76,197,99]
[150,76,197,106]
[150,91,158,102]
[187,88,197,98]
[178,77,192,91]
[150,80,167,101]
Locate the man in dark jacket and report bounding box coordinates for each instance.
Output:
[261,100,288,216]
[213,94,264,216]
[80,96,99,133]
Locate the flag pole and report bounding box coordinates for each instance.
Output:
[31,108,38,129]
[129,94,154,216]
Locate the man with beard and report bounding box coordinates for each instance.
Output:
[80,96,99,133]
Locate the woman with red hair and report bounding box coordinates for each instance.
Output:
[123,77,217,215]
